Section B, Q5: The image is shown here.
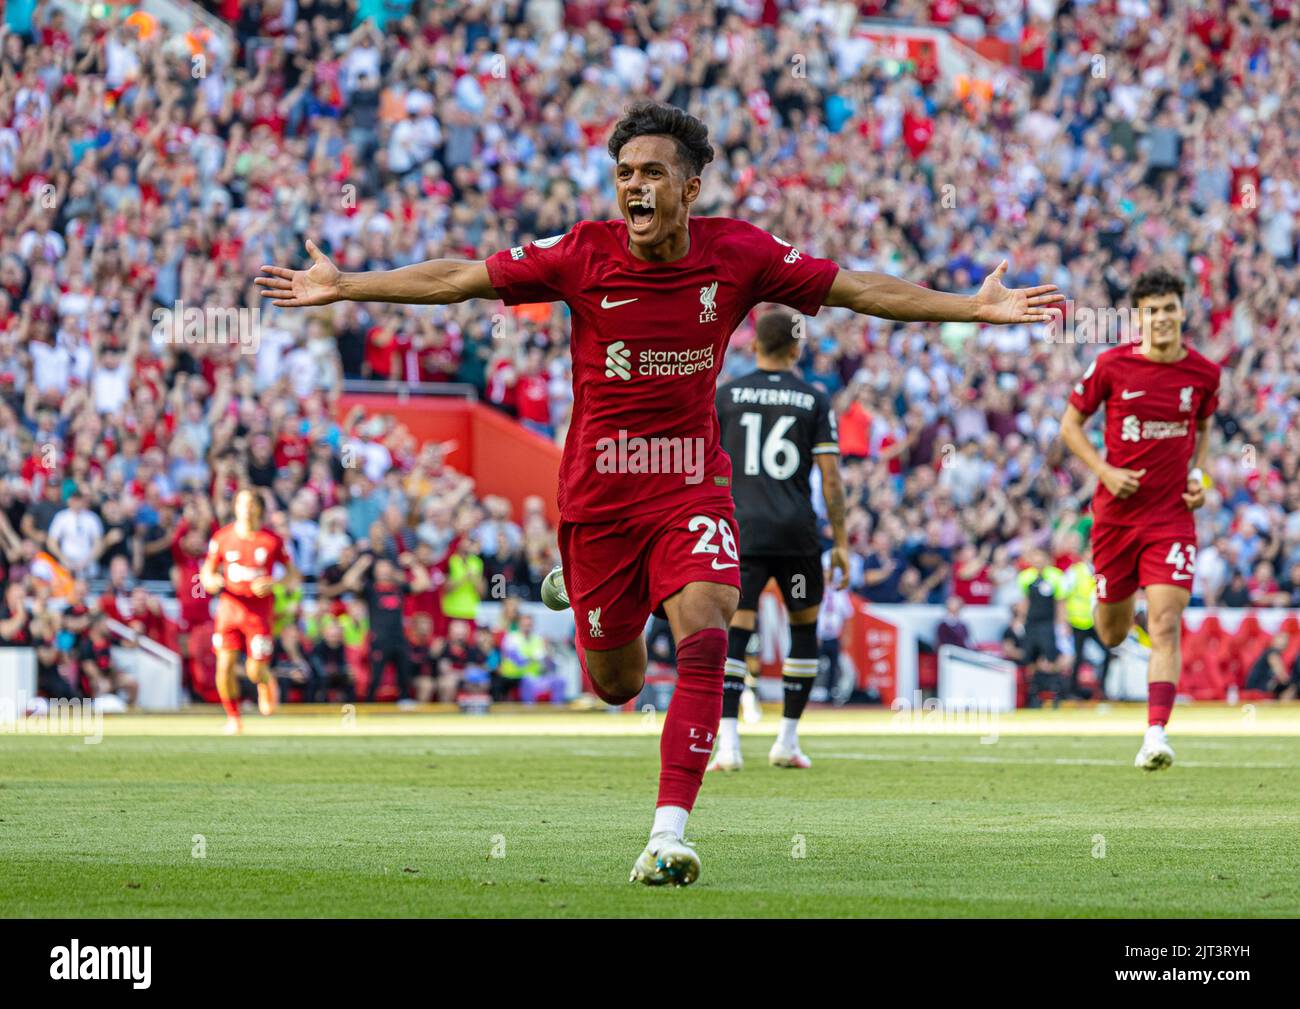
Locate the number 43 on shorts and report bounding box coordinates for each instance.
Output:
[1165,542,1196,582]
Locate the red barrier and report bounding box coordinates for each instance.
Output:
[849,602,900,704]
[1177,613,1300,699]
[755,587,899,703]
[336,395,562,526]
[469,403,563,528]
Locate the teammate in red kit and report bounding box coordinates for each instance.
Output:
[256,101,1061,884]
[1061,269,1221,771]
[199,489,299,734]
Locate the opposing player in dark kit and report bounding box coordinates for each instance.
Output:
[710,308,849,771]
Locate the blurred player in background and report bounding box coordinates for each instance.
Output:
[710,309,849,771]
[815,559,855,703]
[200,490,299,734]
[1060,269,1220,770]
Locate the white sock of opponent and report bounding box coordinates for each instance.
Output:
[718,716,740,751]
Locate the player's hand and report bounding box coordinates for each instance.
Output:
[256,240,343,307]
[250,576,275,598]
[829,545,851,589]
[1182,475,1207,510]
[972,260,1064,325]
[1100,465,1146,499]
[199,572,224,595]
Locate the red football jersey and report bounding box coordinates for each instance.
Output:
[485,218,840,523]
[1068,344,1221,529]
[206,524,289,599]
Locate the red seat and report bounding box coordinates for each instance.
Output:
[1223,615,1268,691]
[1180,623,1218,699]
[345,641,375,698]
[1278,616,1300,671]
[1185,617,1224,699]
[918,652,938,691]
[1211,613,1263,691]
[1236,613,1263,639]
[1015,665,1029,708]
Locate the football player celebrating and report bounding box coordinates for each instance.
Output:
[1060,269,1220,770]
[200,489,299,734]
[710,308,849,771]
[257,101,1060,884]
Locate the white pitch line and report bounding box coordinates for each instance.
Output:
[570,748,642,758]
[815,752,1296,770]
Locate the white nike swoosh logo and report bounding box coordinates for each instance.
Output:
[1121,390,1146,400]
[601,296,638,309]
[711,560,737,570]
[688,744,713,754]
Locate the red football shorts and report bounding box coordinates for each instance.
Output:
[1091,521,1197,603]
[559,496,742,651]
[212,593,275,660]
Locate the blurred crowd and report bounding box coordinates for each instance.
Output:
[1,0,1298,704]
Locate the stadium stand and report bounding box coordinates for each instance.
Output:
[1,0,1298,707]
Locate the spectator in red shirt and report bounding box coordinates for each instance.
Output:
[515,348,552,438]
[171,520,214,632]
[902,101,934,159]
[1248,560,1288,607]
[363,319,404,380]
[98,556,136,624]
[121,585,167,643]
[952,542,995,605]
[486,352,519,416]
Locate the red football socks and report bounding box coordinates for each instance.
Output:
[1148,680,1176,727]
[657,627,726,811]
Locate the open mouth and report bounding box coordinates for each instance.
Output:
[627,200,655,232]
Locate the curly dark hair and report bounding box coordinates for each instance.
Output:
[1130,268,1185,305]
[606,101,715,178]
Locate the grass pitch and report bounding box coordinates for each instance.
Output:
[1,705,1297,917]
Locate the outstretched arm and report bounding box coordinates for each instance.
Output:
[824,260,1061,325]
[257,241,499,308]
